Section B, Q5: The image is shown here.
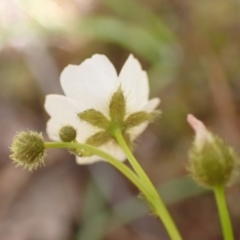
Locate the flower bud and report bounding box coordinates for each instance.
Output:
[59,125,77,142]
[187,114,239,188]
[10,131,46,171]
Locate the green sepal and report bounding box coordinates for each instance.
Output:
[86,131,112,147]
[109,88,126,123]
[78,109,110,129]
[124,110,160,129]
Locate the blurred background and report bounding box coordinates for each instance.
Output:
[1,0,240,239]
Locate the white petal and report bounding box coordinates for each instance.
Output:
[144,98,160,113]
[187,114,213,151]
[75,142,126,164]
[45,94,85,120]
[128,98,161,140]
[45,94,98,141]
[60,54,119,115]
[119,54,149,113]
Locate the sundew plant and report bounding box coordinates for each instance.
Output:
[10,54,239,240]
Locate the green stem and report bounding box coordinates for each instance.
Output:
[45,141,169,228]
[45,141,146,193]
[114,129,156,192]
[213,186,234,240]
[113,129,182,240]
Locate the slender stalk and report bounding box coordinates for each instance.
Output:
[113,129,157,193]
[213,186,234,240]
[45,141,146,194]
[113,129,183,240]
[44,141,161,215]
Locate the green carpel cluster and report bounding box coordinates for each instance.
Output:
[10,131,46,171]
[59,125,77,142]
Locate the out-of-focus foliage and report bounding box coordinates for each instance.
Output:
[0,0,240,239]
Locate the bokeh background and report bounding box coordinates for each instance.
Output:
[1,0,240,239]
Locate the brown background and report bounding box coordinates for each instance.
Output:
[0,0,240,239]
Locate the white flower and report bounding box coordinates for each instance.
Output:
[44,54,160,164]
[187,114,213,151]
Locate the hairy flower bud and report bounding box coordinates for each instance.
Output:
[59,125,77,142]
[187,114,239,188]
[10,131,46,171]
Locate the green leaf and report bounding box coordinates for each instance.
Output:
[103,0,176,43]
[78,17,162,63]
